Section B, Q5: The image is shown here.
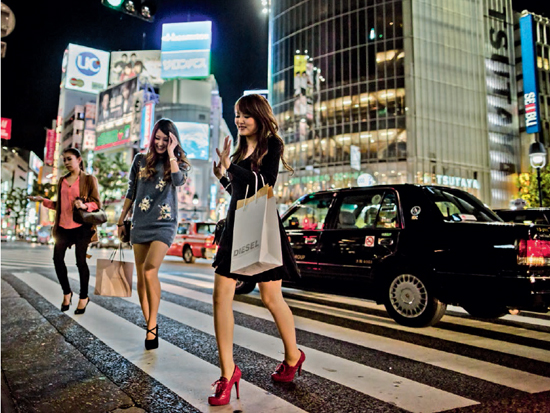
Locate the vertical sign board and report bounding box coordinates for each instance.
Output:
[140,101,155,149]
[161,21,212,79]
[1,118,11,140]
[519,14,542,134]
[44,129,56,165]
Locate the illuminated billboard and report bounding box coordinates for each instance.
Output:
[174,122,209,160]
[110,50,163,86]
[63,44,110,94]
[95,77,140,151]
[519,14,541,134]
[161,21,212,79]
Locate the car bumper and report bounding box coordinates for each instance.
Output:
[202,247,215,260]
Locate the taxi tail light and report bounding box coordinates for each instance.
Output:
[517,239,550,266]
[205,235,215,248]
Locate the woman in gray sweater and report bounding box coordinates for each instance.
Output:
[117,119,190,350]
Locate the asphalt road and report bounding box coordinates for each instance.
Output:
[2,241,550,413]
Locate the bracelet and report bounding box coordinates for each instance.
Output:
[169,157,177,162]
[117,223,124,227]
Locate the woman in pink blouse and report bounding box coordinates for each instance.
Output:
[28,148,101,314]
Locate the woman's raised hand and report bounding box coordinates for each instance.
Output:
[216,135,232,170]
[168,132,178,157]
[27,196,45,203]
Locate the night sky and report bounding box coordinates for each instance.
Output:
[1,0,549,159]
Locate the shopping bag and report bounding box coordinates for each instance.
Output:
[94,247,134,297]
[231,173,283,275]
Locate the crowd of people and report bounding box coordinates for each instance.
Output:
[29,94,305,406]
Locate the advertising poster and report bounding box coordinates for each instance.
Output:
[63,44,110,94]
[110,50,163,86]
[44,129,56,165]
[161,21,212,79]
[174,122,209,160]
[520,14,541,134]
[95,77,140,151]
[140,101,155,149]
[1,117,11,140]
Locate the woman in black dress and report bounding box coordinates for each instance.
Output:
[208,94,304,406]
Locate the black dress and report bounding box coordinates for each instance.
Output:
[212,137,300,282]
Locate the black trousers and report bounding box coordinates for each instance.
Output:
[53,226,93,299]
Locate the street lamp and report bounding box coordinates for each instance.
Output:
[529,141,547,207]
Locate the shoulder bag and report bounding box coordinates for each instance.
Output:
[73,175,107,225]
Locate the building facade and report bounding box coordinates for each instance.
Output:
[269,0,521,208]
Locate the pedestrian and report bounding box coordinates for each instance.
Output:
[28,148,100,315]
[209,94,304,406]
[116,119,190,350]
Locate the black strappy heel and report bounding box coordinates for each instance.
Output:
[145,325,158,350]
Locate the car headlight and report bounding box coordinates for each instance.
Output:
[114,238,120,244]
[101,238,108,244]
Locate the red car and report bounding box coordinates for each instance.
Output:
[167,221,217,263]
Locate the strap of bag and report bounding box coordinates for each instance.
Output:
[109,244,125,262]
[244,171,265,206]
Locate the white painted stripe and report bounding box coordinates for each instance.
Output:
[13,272,306,413]
[282,297,550,363]
[149,275,550,394]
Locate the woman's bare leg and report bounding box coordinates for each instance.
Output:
[141,241,169,339]
[258,280,301,365]
[213,273,237,379]
[133,243,150,323]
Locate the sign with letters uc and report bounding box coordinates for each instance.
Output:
[161,21,212,79]
[519,14,541,134]
[63,44,110,94]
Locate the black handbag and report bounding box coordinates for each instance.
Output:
[73,205,108,225]
[121,220,132,243]
[213,218,226,245]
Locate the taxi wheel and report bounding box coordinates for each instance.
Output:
[384,272,446,328]
[235,280,256,295]
[182,246,195,264]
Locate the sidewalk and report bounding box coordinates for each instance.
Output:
[1,278,145,413]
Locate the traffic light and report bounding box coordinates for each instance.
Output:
[101,0,156,22]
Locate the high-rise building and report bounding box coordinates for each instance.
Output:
[268,0,520,208]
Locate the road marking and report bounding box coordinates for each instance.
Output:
[150,275,550,395]
[12,272,306,413]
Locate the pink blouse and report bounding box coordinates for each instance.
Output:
[43,176,98,229]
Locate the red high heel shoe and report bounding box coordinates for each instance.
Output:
[271,349,306,382]
[208,365,241,406]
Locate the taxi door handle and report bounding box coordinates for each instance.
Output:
[379,238,393,246]
[304,236,317,245]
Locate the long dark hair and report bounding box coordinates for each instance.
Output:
[232,94,293,173]
[144,118,191,181]
[62,147,84,172]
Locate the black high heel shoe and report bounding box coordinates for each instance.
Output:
[61,292,73,312]
[74,297,90,315]
[145,325,158,350]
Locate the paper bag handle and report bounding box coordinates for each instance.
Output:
[109,245,125,263]
[243,172,266,207]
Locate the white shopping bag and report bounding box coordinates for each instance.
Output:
[94,248,134,297]
[231,173,283,276]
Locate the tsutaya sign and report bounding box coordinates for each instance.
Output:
[519,13,542,134]
[424,174,480,190]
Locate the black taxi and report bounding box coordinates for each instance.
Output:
[235,184,550,327]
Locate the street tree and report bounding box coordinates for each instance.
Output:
[515,167,550,208]
[3,187,31,235]
[92,152,130,205]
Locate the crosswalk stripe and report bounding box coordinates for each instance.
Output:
[11,272,307,413]
[7,264,550,412]
[61,270,477,412]
[154,274,550,393]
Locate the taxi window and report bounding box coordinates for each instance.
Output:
[283,194,332,230]
[336,192,384,229]
[376,192,399,229]
[197,223,215,234]
[177,224,189,235]
[425,187,499,223]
